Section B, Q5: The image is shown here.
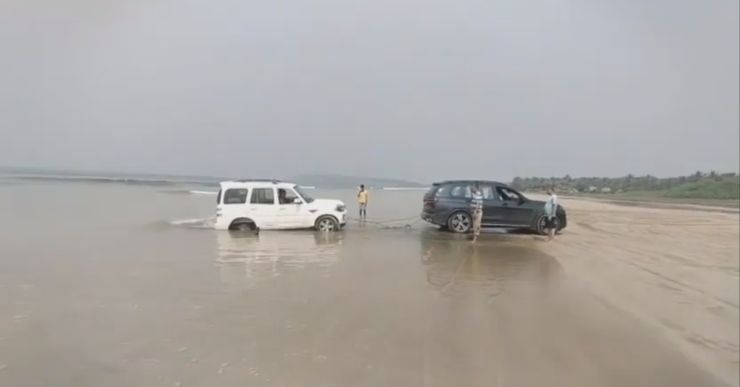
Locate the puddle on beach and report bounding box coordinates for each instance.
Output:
[215,231,345,288]
[208,224,563,297]
[419,231,564,299]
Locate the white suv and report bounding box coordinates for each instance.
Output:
[214,180,347,232]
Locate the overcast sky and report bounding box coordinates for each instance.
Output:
[1,0,738,181]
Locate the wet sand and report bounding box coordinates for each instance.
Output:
[536,196,740,386]
[0,182,737,386]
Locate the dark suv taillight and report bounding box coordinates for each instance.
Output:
[423,185,440,210]
[423,196,437,209]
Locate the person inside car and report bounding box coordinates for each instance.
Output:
[278,189,298,204]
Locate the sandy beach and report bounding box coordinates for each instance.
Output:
[536,195,739,385]
[0,181,737,386]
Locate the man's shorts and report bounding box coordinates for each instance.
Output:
[545,217,557,229]
[359,203,367,209]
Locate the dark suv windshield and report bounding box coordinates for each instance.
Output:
[294,186,315,203]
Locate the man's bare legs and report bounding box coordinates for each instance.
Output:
[547,219,555,242]
[472,210,482,243]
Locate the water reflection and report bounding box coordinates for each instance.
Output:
[420,230,563,299]
[216,231,343,287]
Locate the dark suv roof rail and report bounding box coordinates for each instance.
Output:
[434,180,503,186]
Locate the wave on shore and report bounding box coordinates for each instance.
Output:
[5,173,421,192]
[9,174,219,187]
[169,217,215,229]
[189,190,218,195]
[382,187,428,191]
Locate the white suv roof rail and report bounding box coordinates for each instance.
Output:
[232,179,284,184]
[220,180,296,187]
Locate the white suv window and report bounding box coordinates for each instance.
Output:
[250,188,275,204]
[223,188,248,204]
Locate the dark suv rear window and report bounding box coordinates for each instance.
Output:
[437,184,472,198]
[449,185,472,198]
[223,188,248,204]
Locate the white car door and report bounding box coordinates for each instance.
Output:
[248,187,279,229]
[295,194,317,228]
[276,188,300,228]
[275,188,310,228]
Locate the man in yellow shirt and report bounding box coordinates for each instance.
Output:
[357,184,369,219]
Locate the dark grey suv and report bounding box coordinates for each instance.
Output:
[421,180,567,234]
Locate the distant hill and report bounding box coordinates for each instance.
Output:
[511,172,739,201]
[293,174,426,189]
[661,177,740,200]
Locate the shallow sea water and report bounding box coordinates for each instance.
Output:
[0,179,728,387]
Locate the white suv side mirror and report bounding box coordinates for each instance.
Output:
[293,198,303,204]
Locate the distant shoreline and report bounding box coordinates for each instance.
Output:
[555,193,739,212]
[0,172,431,191]
[0,167,427,190]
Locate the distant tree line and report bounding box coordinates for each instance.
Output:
[510,171,739,194]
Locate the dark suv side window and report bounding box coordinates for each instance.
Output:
[436,185,452,197]
[223,188,248,204]
[497,186,522,202]
[480,185,496,200]
[250,188,275,204]
[449,185,472,198]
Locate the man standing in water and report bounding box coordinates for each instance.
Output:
[357,184,369,219]
[471,185,484,243]
[544,187,559,241]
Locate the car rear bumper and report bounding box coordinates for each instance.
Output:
[421,211,446,226]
